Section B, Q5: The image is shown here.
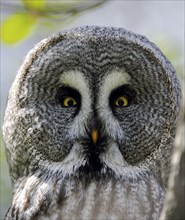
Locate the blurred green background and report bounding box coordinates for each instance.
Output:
[0,0,184,218]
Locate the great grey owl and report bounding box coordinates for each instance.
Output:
[3,26,181,220]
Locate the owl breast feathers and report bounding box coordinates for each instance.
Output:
[3,26,181,220]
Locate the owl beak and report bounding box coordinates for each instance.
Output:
[91,129,98,145]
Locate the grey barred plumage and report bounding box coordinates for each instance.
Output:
[3,26,181,220]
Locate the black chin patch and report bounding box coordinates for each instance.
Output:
[77,140,106,177]
[87,153,103,172]
[77,156,114,182]
[76,133,110,178]
[80,143,104,174]
[78,157,103,177]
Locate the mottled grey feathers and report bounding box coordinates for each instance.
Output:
[3,26,181,220]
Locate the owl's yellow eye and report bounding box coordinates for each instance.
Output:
[115,96,129,107]
[63,97,77,107]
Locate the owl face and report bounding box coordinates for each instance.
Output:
[3,26,180,184]
[3,26,181,220]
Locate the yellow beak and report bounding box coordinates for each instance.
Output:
[91,129,98,145]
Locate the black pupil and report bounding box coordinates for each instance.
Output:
[118,99,124,106]
[68,99,74,106]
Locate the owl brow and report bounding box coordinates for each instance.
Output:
[110,84,136,101]
[56,86,81,101]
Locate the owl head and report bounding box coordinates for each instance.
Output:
[3,26,181,188]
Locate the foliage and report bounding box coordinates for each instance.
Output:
[1,0,108,45]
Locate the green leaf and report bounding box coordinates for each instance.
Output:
[22,0,46,10]
[1,13,37,44]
